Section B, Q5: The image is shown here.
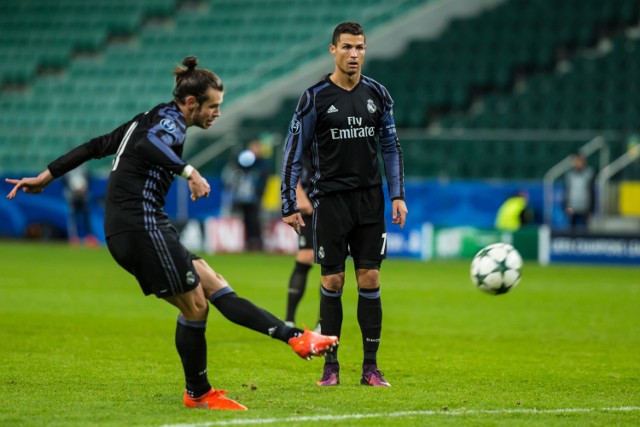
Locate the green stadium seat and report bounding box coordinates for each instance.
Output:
[2,0,637,178]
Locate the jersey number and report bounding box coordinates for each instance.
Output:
[380,232,387,255]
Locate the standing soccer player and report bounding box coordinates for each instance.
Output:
[6,56,338,410]
[281,22,408,387]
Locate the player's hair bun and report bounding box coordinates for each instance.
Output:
[173,56,223,104]
[182,56,198,70]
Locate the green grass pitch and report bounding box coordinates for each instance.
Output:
[1,241,638,426]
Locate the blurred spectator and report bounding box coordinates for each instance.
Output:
[563,153,595,231]
[495,190,532,231]
[63,165,99,246]
[222,140,269,251]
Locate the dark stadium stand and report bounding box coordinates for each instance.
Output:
[0,0,638,179]
[356,0,637,129]
[450,35,640,132]
[236,0,638,179]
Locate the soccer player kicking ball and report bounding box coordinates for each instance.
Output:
[6,56,338,411]
[281,23,407,387]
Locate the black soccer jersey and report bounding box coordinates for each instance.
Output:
[48,102,189,237]
[281,74,404,216]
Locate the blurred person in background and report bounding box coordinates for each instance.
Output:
[6,56,337,411]
[281,22,407,387]
[63,164,99,246]
[495,190,532,232]
[222,139,269,251]
[564,153,595,231]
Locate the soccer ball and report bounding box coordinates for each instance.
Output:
[470,243,523,295]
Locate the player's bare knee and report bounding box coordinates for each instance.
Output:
[182,296,209,320]
[296,249,314,265]
[356,268,380,289]
[194,260,229,297]
[170,286,210,321]
[321,273,345,292]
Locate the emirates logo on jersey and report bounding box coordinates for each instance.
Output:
[330,116,374,140]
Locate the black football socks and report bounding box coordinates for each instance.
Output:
[286,261,312,323]
[176,315,211,398]
[320,286,343,364]
[357,287,382,366]
[209,287,301,342]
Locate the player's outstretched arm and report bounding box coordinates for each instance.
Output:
[5,169,54,199]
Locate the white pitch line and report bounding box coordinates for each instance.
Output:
[158,406,640,427]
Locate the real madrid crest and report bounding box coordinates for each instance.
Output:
[367,99,376,113]
[186,271,196,285]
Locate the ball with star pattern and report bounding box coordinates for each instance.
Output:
[470,243,523,295]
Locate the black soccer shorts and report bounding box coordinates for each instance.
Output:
[106,226,200,298]
[313,186,387,269]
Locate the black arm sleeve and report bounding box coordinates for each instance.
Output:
[47,120,135,178]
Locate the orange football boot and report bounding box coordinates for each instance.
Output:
[183,388,248,410]
[288,328,339,360]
